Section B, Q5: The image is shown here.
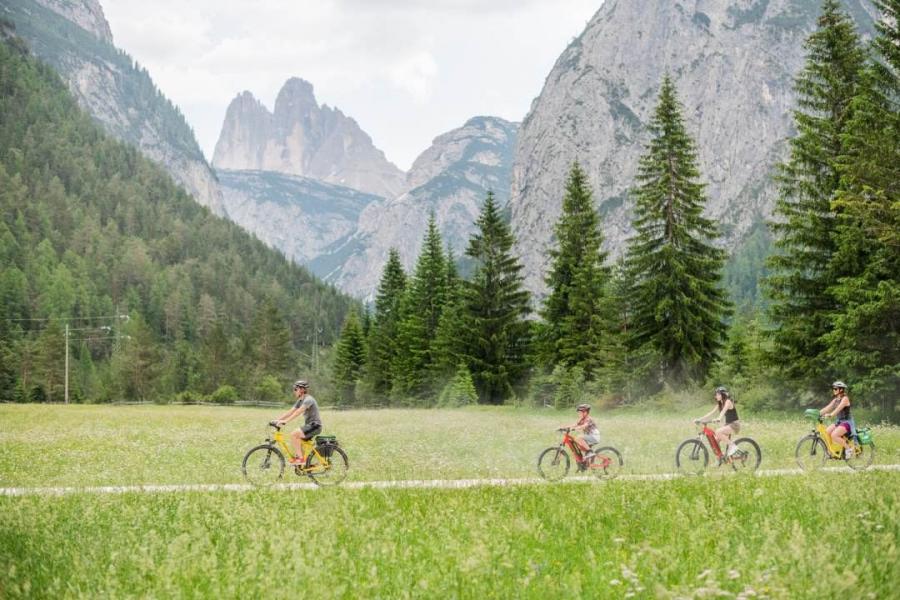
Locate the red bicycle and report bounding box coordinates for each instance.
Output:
[675,420,761,475]
[537,428,623,481]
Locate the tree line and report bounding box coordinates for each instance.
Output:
[0,28,354,405]
[331,0,898,418]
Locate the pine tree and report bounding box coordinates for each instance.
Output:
[366,248,406,398]
[437,364,478,407]
[826,0,900,413]
[462,191,532,404]
[248,299,294,381]
[432,246,468,378]
[392,215,448,401]
[625,75,731,387]
[765,1,866,385]
[540,162,612,378]
[333,310,366,405]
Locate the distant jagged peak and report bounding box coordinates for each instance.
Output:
[35,0,113,43]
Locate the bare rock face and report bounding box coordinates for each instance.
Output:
[316,116,518,300]
[34,0,112,42]
[217,169,380,278]
[6,0,226,215]
[509,0,876,297]
[213,78,406,200]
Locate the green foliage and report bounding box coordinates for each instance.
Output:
[0,37,354,403]
[332,311,366,405]
[392,215,448,399]
[256,375,284,405]
[365,249,406,397]
[437,364,478,407]
[540,162,614,378]
[765,0,867,385]
[551,365,587,410]
[625,75,731,388]
[209,385,238,405]
[460,192,532,404]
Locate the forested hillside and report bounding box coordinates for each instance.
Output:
[0,30,354,404]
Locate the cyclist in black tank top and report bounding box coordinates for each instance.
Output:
[820,380,854,458]
[695,386,742,457]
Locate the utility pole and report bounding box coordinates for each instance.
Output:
[64,323,69,404]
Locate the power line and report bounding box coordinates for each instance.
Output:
[4,315,128,322]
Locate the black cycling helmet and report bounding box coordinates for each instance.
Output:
[714,386,730,398]
[293,379,309,391]
[831,381,848,391]
[576,403,591,412]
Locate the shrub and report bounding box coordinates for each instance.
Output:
[175,390,203,405]
[256,376,283,404]
[210,385,238,405]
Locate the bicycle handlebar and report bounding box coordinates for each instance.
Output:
[268,420,283,430]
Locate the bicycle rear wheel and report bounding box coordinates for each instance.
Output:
[537,447,570,481]
[589,447,623,480]
[305,446,349,486]
[845,441,875,471]
[675,439,708,475]
[242,444,285,486]
[728,438,761,473]
[795,435,828,471]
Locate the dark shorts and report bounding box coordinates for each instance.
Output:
[835,420,852,436]
[299,422,322,439]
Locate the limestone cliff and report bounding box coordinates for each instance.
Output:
[4,0,226,215]
[213,79,406,200]
[509,0,876,296]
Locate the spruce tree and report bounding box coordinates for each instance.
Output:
[765,0,866,385]
[462,191,531,404]
[540,162,612,378]
[333,310,366,405]
[624,75,730,387]
[826,0,900,413]
[432,246,468,378]
[366,248,406,397]
[392,214,447,401]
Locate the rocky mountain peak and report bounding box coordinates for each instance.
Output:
[212,77,406,199]
[35,0,113,43]
[509,0,876,297]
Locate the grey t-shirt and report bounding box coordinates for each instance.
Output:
[292,394,321,426]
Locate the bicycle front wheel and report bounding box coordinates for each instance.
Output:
[845,442,875,471]
[795,435,828,471]
[306,446,349,486]
[589,447,623,480]
[537,446,570,481]
[728,438,761,473]
[242,444,285,486]
[675,439,708,475]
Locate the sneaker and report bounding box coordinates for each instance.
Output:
[726,445,738,457]
[288,456,305,466]
[583,451,596,461]
[844,447,855,459]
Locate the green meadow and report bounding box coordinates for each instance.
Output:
[1,405,898,598]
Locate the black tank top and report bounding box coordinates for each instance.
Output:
[837,397,851,421]
[718,399,739,424]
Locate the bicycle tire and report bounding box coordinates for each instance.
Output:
[305,445,349,486]
[242,444,285,486]
[537,446,570,481]
[728,438,761,473]
[795,434,828,471]
[845,441,875,471]
[675,439,708,475]
[589,446,623,480]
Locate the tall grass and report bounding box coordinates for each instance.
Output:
[1,474,897,598]
[1,405,898,487]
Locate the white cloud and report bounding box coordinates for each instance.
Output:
[102,0,602,170]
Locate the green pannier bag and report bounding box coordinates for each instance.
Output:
[315,435,338,458]
[856,427,873,445]
[804,408,820,420]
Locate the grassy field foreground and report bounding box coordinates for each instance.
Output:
[0,404,898,487]
[1,473,897,598]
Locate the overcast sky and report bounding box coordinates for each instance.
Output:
[102,0,601,171]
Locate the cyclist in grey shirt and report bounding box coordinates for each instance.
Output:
[275,379,323,465]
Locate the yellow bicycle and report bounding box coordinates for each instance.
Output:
[242,422,349,486]
[795,409,875,471]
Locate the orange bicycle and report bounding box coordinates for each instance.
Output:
[537,428,623,481]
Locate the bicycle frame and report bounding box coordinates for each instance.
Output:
[269,428,327,471]
[699,424,724,459]
[560,429,613,470]
[810,419,852,459]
